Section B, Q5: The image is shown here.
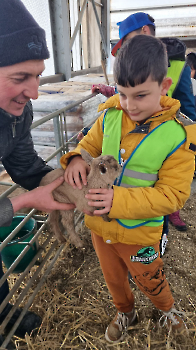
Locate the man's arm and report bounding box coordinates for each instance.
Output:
[173,65,196,121]
[10,177,75,213]
[2,103,52,190]
[2,135,53,190]
[0,177,75,227]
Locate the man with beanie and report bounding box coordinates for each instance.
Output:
[0,1,75,348]
[92,12,196,238]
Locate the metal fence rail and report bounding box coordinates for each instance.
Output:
[0,91,98,347]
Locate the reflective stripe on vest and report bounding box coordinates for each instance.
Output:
[102,108,186,229]
[167,60,185,97]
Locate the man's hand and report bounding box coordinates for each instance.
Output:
[64,155,90,189]
[10,176,75,213]
[85,188,114,215]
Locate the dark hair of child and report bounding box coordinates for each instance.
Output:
[113,34,168,88]
[186,52,196,71]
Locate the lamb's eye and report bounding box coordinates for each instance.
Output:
[99,163,107,174]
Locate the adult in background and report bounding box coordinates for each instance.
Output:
[0,1,74,348]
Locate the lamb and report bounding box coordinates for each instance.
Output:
[40,149,122,247]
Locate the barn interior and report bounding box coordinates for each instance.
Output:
[0,1,196,349]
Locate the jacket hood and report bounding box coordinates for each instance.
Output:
[98,94,181,121]
[161,38,186,61]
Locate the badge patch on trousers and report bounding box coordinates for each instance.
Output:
[130,247,159,264]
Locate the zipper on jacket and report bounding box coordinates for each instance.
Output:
[12,119,16,138]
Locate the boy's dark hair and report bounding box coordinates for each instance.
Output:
[113,35,168,87]
[186,52,196,71]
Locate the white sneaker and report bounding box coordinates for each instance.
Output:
[159,307,188,334]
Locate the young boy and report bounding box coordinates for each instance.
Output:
[93,12,196,234]
[60,35,196,343]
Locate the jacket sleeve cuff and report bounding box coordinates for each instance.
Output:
[0,197,14,227]
[60,150,82,169]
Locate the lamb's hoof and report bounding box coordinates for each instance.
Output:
[71,238,83,248]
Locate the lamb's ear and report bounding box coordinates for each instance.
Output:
[80,148,93,165]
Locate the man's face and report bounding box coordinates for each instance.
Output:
[117,76,167,123]
[0,60,45,116]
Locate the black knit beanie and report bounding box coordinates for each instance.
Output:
[0,0,50,67]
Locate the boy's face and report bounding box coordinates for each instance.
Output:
[117,76,171,123]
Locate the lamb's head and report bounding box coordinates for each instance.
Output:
[80,149,122,187]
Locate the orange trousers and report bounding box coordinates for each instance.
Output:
[91,232,174,313]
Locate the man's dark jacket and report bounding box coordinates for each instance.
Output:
[0,101,52,190]
[0,101,53,226]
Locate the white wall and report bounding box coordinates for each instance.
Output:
[111,0,196,11]
[21,0,55,76]
[111,1,196,39]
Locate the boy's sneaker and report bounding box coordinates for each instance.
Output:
[105,308,137,343]
[169,211,187,231]
[159,307,188,334]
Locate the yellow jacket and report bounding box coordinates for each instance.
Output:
[60,94,196,246]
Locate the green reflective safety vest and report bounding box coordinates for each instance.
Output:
[166,60,185,97]
[102,108,186,229]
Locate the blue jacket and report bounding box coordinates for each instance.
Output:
[172,64,195,120]
[162,38,196,121]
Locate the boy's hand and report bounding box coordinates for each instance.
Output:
[85,188,114,215]
[64,155,90,189]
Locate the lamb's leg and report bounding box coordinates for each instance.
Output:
[49,210,67,243]
[61,210,83,248]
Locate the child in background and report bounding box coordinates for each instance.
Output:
[186,52,196,80]
[186,52,196,108]
[61,35,196,343]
